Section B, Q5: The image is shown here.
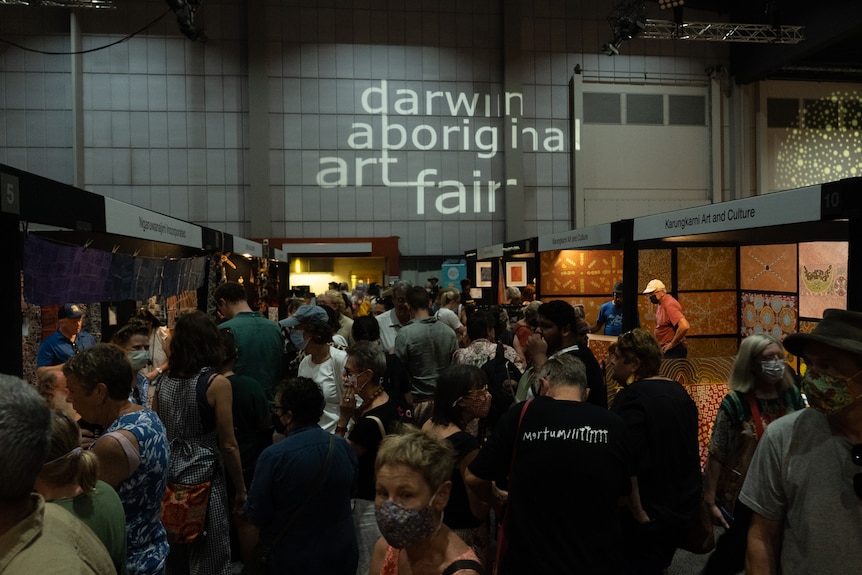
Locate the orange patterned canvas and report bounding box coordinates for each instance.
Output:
[638,249,672,293]
[740,244,797,292]
[638,296,656,336]
[556,296,612,329]
[540,250,624,296]
[687,338,739,358]
[799,241,848,319]
[678,247,737,291]
[687,383,730,469]
[678,291,738,336]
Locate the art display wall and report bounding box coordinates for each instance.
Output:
[540,240,849,359]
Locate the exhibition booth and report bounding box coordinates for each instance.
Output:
[471,177,862,464]
[1,163,284,381]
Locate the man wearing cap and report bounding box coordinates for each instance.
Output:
[525,299,607,408]
[36,303,96,379]
[591,282,640,336]
[740,309,862,574]
[215,281,283,400]
[279,305,348,434]
[643,279,689,358]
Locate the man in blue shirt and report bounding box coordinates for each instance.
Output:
[36,303,96,379]
[591,282,639,336]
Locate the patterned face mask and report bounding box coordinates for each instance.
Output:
[802,370,862,415]
[289,329,307,351]
[467,392,492,419]
[375,494,439,549]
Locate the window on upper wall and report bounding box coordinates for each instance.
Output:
[767,98,800,128]
[626,94,663,125]
[583,93,622,124]
[669,95,706,126]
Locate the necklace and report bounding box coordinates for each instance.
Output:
[359,385,386,415]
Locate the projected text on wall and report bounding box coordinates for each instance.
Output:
[316,80,565,215]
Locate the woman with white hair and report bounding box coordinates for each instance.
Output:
[701,334,805,575]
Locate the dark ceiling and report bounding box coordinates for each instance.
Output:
[674,0,862,84]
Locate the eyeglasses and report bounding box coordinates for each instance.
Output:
[270,404,283,415]
[468,384,489,396]
[853,444,862,500]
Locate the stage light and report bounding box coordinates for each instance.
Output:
[657,0,684,9]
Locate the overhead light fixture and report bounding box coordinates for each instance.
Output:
[164,0,206,42]
[0,0,115,7]
[657,0,684,8]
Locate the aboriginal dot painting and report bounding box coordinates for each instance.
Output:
[687,338,739,358]
[740,292,798,340]
[774,91,862,190]
[678,247,737,291]
[799,241,848,318]
[740,244,798,292]
[559,297,610,329]
[637,249,672,294]
[638,295,656,336]
[540,250,624,295]
[678,291,738,336]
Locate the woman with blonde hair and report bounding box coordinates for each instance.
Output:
[35,410,128,574]
[370,427,482,575]
[435,287,467,341]
[701,334,804,575]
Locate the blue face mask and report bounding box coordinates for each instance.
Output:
[290,329,307,351]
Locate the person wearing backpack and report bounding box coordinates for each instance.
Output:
[453,311,523,433]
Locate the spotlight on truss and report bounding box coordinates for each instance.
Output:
[164,0,207,42]
[657,0,684,9]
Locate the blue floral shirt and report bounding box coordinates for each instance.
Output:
[103,409,170,575]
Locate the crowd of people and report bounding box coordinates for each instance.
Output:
[3,279,862,575]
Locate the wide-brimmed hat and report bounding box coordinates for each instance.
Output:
[642,279,666,294]
[783,309,862,357]
[279,305,328,329]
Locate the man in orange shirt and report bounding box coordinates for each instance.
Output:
[643,279,690,359]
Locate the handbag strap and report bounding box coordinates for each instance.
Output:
[746,393,765,439]
[441,558,485,575]
[260,435,336,555]
[196,367,217,434]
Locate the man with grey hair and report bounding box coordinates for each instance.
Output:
[0,374,114,573]
[376,280,413,353]
[741,309,862,574]
[466,354,633,575]
[318,288,355,346]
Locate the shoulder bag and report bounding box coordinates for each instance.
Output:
[161,368,220,545]
[715,392,765,514]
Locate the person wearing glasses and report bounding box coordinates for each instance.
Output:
[244,377,358,575]
[36,303,96,379]
[740,309,862,574]
[335,341,414,575]
[608,328,701,575]
[423,364,493,561]
[701,334,804,575]
[591,282,640,336]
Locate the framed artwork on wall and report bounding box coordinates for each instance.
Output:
[476,262,492,287]
[506,261,528,287]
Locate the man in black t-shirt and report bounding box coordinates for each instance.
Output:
[466,354,632,575]
[525,299,608,407]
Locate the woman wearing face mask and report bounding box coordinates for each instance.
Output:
[112,320,153,407]
[370,427,482,575]
[336,341,414,575]
[422,364,493,561]
[701,334,804,575]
